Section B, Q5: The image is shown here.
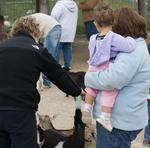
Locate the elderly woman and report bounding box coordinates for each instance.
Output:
[84,7,150,148]
[0,16,82,148]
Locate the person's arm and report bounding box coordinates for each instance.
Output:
[111,33,136,53]
[76,0,99,10]
[88,34,96,59]
[40,48,81,97]
[84,49,139,90]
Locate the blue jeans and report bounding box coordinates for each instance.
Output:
[144,100,150,140]
[0,111,39,148]
[96,123,142,148]
[43,25,61,86]
[84,20,98,41]
[54,42,72,68]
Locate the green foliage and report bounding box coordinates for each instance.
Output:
[76,10,85,34]
[105,0,137,9]
[0,0,36,23]
[146,13,150,30]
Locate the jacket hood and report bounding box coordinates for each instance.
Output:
[57,0,77,12]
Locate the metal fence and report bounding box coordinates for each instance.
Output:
[0,0,147,21]
[49,0,56,12]
[0,0,35,23]
[0,0,150,33]
[0,0,59,23]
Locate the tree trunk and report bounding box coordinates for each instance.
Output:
[138,0,146,17]
[36,0,48,14]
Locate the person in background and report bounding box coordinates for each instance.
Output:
[31,13,61,87]
[75,0,100,41]
[84,7,150,148]
[143,43,150,147]
[51,0,78,71]
[0,16,82,148]
[0,15,4,42]
[82,4,136,132]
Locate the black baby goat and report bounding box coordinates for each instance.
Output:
[38,109,85,148]
[38,71,87,148]
[65,71,86,97]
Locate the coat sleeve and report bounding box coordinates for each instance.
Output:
[84,50,139,90]
[40,49,81,97]
[111,33,136,53]
[88,34,96,59]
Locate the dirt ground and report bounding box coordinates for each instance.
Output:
[38,34,149,148]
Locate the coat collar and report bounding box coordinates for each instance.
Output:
[14,31,35,41]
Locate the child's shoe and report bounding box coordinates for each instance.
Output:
[96,117,112,132]
[82,111,92,125]
[82,103,92,124]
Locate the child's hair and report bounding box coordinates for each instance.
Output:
[94,4,114,27]
[10,16,40,39]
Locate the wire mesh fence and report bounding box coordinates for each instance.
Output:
[0,0,35,22]
[0,0,140,23]
[0,0,149,35]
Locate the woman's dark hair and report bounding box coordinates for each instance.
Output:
[112,7,147,39]
[94,4,114,27]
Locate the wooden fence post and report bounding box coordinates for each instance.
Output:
[36,0,49,14]
[138,0,146,17]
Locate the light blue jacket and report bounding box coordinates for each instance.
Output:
[85,38,150,130]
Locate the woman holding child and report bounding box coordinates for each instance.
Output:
[84,5,150,148]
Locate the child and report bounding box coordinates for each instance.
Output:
[82,4,136,132]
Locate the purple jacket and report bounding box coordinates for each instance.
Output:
[88,31,136,66]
